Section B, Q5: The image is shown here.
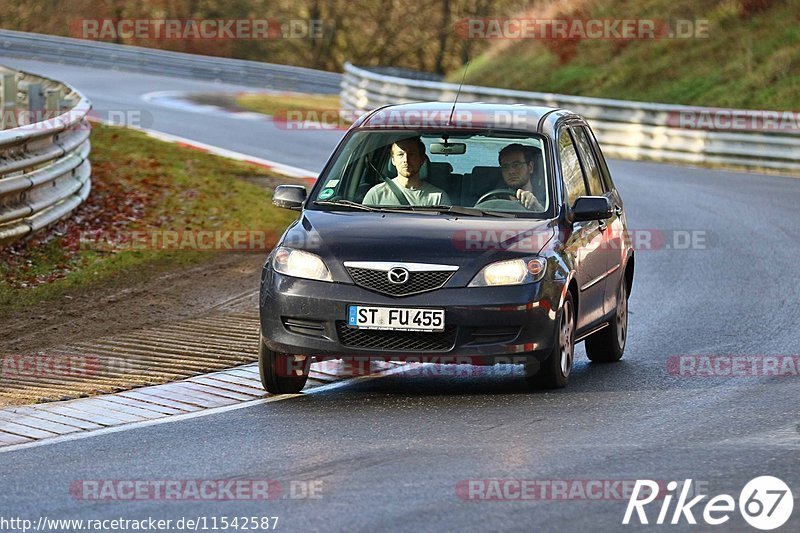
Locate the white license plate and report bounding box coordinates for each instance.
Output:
[347,305,445,332]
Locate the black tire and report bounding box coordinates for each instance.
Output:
[585,277,628,363]
[525,291,575,389]
[258,334,309,394]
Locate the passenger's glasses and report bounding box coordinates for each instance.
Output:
[500,161,528,171]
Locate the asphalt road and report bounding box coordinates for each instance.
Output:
[0,58,343,172]
[1,58,799,532]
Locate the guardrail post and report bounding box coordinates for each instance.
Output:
[1,73,17,129]
[27,83,44,122]
[45,88,61,113]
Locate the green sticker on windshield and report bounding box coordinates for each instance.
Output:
[319,188,335,200]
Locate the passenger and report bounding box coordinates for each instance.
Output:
[498,143,545,210]
[363,137,451,206]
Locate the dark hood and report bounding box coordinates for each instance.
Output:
[281,210,555,280]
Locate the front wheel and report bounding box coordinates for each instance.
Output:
[585,278,628,363]
[525,292,575,389]
[258,334,309,394]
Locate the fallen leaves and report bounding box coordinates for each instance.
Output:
[1,150,161,289]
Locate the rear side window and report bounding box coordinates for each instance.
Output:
[558,129,587,208]
[572,127,605,196]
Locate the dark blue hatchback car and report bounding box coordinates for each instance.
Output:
[259,103,634,393]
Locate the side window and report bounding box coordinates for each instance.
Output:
[572,127,605,196]
[581,125,615,191]
[558,129,587,208]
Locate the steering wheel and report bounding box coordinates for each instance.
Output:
[475,188,518,205]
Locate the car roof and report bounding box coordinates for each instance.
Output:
[354,102,571,133]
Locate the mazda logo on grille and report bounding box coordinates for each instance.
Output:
[387,267,410,285]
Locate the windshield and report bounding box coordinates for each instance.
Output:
[308,131,552,218]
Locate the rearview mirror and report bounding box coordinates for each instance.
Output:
[273,185,307,210]
[429,142,467,155]
[571,196,612,222]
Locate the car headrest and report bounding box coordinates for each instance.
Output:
[428,161,453,180]
[468,166,503,194]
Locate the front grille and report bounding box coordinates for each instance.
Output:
[346,267,453,297]
[336,322,457,352]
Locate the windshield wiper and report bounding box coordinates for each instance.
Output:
[313,200,419,214]
[313,201,515,217]
[399,205,516,218]
[313,200,380,211]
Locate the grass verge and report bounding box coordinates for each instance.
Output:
[235,92,341,117]
[449,0,800,110]
[0,123,301,313]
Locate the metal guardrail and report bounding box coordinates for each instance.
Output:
[0,29,342,94]
[341,63,800,173]
[0,66,92,245]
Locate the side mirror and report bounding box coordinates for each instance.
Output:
[273,185,307,210]
[571,196,612,222]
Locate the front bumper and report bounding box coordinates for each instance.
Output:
[259,269,564,363]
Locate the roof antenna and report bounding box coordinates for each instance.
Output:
[447,60,470,127]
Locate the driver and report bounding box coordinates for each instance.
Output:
[498,143,545,211]
[363,137,451,206]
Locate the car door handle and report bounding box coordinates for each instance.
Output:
[613,205,622,216]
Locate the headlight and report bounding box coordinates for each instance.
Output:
[469,257,547,287]
[272,247,333,282]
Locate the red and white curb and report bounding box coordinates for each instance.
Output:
[140,89,352,131]
[0,360,405,451]
[0,119,335,451]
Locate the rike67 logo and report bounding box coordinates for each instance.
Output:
[623,477,794,530]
